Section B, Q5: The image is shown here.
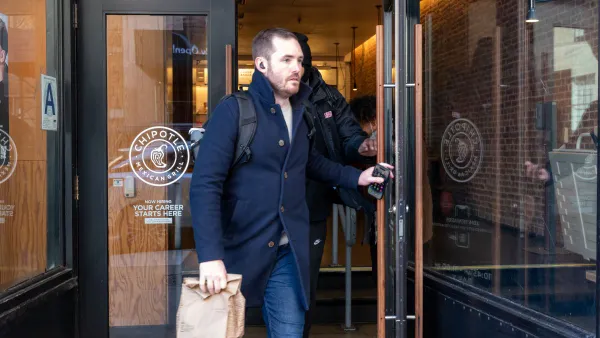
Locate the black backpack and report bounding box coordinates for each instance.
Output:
[190,91,316,169]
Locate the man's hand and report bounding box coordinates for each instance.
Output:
[358,163,394,186]
[199,260,228,295]
[358,138,377,157]
[524,161,550,182]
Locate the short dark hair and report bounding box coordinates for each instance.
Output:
[350,95,377,124]
[0,19,7,54]
[252,28,297,60]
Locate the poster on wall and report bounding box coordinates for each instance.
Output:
[0,13,11,167]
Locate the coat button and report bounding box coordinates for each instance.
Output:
[268,241,275,248]
[284,172,288,179]
[270,107,276,114]
[280,205,285,212]
[279,140,285,147]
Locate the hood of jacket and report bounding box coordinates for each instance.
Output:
[304,67,331,104]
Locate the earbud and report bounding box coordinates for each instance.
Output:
[260,62,265,70]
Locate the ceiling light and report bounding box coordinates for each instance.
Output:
[526,0,539,23]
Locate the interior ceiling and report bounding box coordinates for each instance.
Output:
[237,0,381,59]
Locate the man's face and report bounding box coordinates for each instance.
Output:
[360,120,377,136]
[263,37,303,98]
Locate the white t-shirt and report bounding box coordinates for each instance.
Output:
[281,104,293,140]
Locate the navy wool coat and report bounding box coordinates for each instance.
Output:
[190,71,362,309]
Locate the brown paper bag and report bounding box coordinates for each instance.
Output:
[176,274,245,338]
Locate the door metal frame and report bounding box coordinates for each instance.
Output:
[381,0,423,336]
[380,0,411,337]
[76,1,236,337]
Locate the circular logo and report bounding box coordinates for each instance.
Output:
[574,154,597,180]
[441,118,483,183]
[0,130,17,184]
[129,126,190,187]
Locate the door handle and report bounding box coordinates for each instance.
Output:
[375,24,386,338]
[225,44,233,95]
[414,23,424,338]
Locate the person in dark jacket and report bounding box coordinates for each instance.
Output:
[293,32,378,338]
[349,95,379,283]
[190,28,391,336]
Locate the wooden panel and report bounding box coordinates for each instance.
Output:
[0,0,48,290]
[106,15,168,327]
[0,162,47,290]
[375,24,385,338]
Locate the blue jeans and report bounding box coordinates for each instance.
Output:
[261,244,305,337]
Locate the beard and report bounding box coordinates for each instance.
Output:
[267,68,299,98]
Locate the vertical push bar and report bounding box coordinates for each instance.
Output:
[375,24,387,338]
[414,24,424,338]
[225,45,232,95]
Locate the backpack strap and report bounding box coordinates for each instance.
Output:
[302,100,317,146]
[231,91,257,169]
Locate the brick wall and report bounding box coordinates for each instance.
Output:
[420,0,598,237]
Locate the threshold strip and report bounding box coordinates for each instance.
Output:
[429,263,595,271]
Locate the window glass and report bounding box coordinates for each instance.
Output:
[106,15,207,335]
[421,0,598,331]
[0,0,62,293]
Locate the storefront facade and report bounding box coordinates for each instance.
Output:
[0,0,77,337]
[0,0,598,337]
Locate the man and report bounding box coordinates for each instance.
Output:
[349,95,379,283]
[190,28,392,336]
[293,32,378,337]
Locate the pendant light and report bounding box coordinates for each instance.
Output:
[352,26,358,91]
[334,42,340,88]
[526,0,539,23]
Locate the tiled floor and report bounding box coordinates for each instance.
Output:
[244,324,377,337]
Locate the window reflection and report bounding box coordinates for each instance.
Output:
[0,1,62,293]
[106,15,207,334]
[421,0,598,331]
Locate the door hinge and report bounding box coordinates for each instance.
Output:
[74,175,79,201]
[73,3,78,29]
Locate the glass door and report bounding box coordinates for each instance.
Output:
[76,1,236,338]
[418,0,598,335]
